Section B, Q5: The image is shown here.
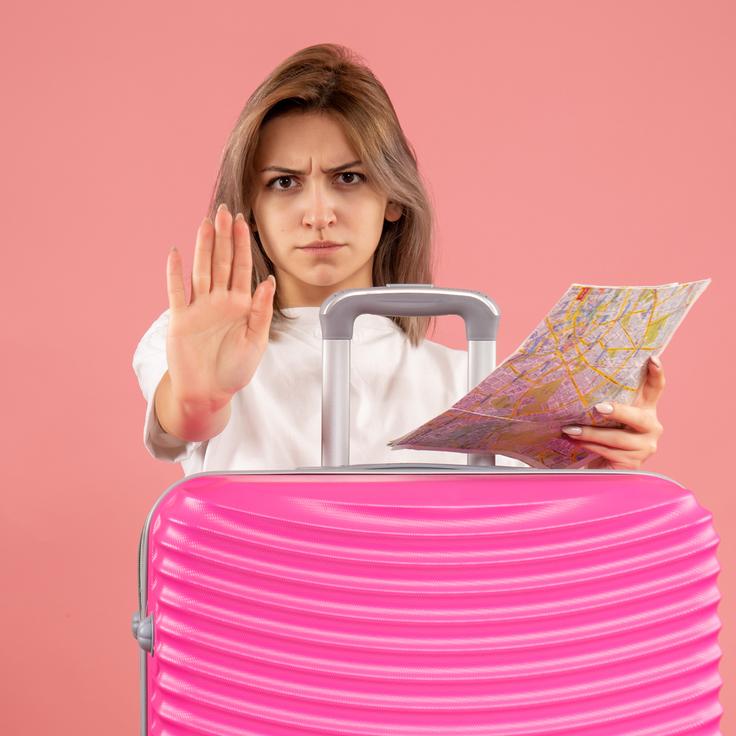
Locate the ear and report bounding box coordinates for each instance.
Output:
[385,201,403,222]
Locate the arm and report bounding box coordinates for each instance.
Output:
[155,204,275,443]
[133,204,275,461]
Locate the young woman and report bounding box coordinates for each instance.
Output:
[133,43,665,474]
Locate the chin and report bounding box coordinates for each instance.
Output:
[303,269,350,287]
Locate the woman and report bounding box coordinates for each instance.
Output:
[133,43,665,473]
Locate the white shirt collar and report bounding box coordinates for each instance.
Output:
[274,306,400,338]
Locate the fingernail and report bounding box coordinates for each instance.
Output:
[217,202,228,213]
[268,274,276,287]
[562,426,582,435]
[595,402,614,414]
[650,355,662,368]
[235,212,244,222]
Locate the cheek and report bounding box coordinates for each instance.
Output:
[353,197,390,231]
[251,203,282,239]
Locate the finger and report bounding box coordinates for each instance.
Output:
[573,441,642,470]
[230,212,253,294]
[246,275,276,349]
[191,216,214,301]
[592,401,660,434]
[212,203,233,291]
[166,246,187,311]
[637,356,666,408]
[562,425,642,451]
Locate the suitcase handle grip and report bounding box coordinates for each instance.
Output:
[319,284,500,339]
[319,285,500,468]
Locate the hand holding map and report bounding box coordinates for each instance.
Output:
[387,280,711,469]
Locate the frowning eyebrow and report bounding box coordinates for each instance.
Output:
[259,159,363,175]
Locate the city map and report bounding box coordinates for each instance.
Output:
[387,279,711,469]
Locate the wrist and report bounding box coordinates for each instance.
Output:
[155,372,232,442]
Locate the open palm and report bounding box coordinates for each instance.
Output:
[165,204,275,412]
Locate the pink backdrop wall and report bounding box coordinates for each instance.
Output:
[2,1,733,732]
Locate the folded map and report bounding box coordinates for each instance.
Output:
[387,279,711,469]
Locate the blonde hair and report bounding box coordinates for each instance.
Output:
[208,43,438,347]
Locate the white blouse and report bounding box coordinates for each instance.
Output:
[132,306,529,475]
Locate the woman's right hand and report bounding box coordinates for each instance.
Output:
[165,202,276,414]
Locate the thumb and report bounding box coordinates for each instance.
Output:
[636,355,666,408]
[247,274,276,343]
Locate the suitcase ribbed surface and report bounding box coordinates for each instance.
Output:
[144,473,722,735]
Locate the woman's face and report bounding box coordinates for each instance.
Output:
[251,111,402,307]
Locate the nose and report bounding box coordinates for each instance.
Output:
[302,180,337,232]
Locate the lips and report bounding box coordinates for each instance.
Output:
[299,241,345,253]
[300,241,344,249]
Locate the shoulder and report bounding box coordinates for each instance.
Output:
[141,307,171,336]
[132,308,172,395]
[132,308,171,373]
[134,308,171,350]
[413,336,467,374]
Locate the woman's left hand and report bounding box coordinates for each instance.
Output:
[561,356,666,470]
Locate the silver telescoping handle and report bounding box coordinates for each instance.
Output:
[319,284,500,468]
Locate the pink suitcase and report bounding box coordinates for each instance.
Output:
[133,286,722,735]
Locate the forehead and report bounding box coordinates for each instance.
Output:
[255,111,358,167]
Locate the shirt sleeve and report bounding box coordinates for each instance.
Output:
[494,454,531,468]
[132,308,204,463]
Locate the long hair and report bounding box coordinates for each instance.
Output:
[208,43,438,346]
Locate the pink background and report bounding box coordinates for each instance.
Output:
[1,1,733,733]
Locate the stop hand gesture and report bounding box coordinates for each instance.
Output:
[165,203,276,414]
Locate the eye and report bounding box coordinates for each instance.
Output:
[267,175,296,191]
[266,172,366,191]
[336,172,366,185]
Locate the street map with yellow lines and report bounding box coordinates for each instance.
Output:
[388,279,711,469]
